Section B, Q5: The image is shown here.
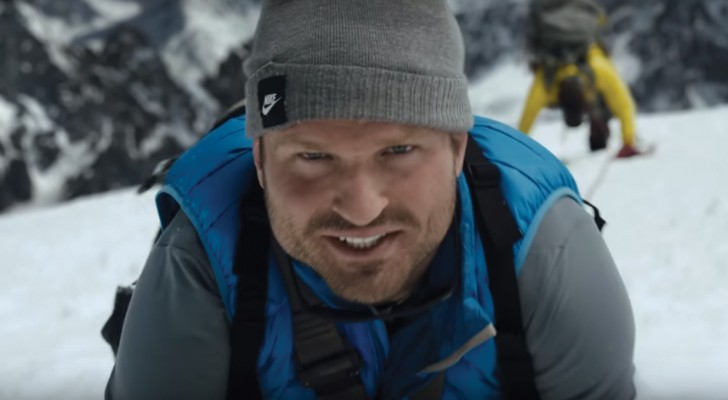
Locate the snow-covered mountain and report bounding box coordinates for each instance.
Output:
[1,0,726,213]
[0,0,258,211]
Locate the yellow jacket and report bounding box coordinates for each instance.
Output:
[518,45,636,146]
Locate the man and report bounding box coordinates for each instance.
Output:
[107,1,636,399]
[518,0,644,158]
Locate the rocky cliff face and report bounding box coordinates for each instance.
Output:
[0,0,254,211]
[0,0,726,212]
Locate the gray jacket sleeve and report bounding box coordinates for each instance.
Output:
[106,211,230,400]
[519,197,636,400]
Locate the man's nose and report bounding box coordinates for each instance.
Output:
[332,167,389,227]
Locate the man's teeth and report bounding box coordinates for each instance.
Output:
[338,234,386,249]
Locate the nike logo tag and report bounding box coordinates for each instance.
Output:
[258,75,287,128]
[261,93,281,116]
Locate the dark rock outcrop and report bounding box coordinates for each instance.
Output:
[202,44,250,112]
[0,158,33,212]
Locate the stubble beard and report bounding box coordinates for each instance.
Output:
[264,179,457,305]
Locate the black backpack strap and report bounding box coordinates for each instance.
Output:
[100,283,136,356]
[226,181,270,400]
[224,178,366,400]
[463,136,541,400]
[272,240,369,400]
[583,199,606,231]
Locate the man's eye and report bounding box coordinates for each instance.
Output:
[385,145,414,155]
[300,152,329,161]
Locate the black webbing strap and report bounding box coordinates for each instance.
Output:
[226,181,269,400]
[272,240,368,400]
[463,136,541,400]
[583,200,606,231]
[226,181,366,400]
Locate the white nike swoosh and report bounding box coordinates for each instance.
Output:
[262,97,281,116]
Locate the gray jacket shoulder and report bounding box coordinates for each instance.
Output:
[519,197,636,400]
[106,211,229,400]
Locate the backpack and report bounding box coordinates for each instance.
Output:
[527,0,608,65]
[101,108,606,399]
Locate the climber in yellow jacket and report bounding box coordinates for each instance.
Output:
[518,44,642,158]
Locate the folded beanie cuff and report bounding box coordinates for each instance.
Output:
[245,62,474,138]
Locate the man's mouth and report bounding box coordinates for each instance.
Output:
[337,233,387,250]
[321,231,401,261]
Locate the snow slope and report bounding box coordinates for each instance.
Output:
[1,102,727,398]
[0,190,158,400]
[603,109,728,399]
[531,106,728,400]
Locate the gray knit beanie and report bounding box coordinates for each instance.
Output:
[244,0,473,138]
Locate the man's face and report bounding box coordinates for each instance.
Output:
[253,120,468,305]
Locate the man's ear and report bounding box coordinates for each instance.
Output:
[451,132,469,176]
[252,138,265,190]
